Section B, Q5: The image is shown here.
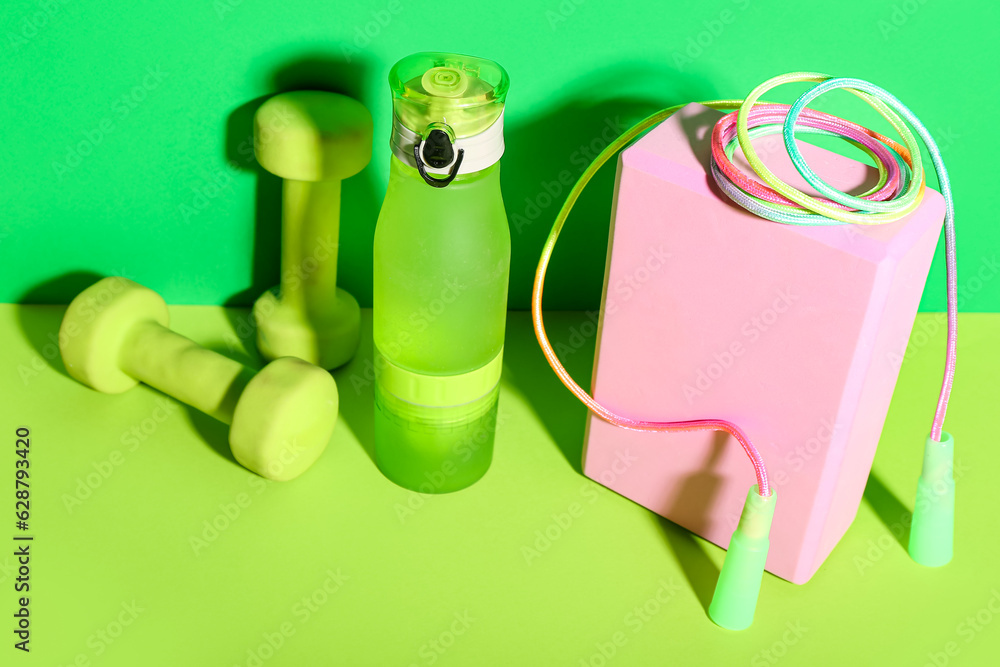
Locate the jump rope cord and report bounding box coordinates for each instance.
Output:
[531,74,957,499]
[728,74,956,441]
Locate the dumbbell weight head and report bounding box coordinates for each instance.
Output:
[252,286,360,372]
[230,355,338,481]
[59,276,169,393]
[254,90,372,182]
[60,278,339,481]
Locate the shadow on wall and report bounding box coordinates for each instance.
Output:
[16,271,104,376]
[502,64,717,310]
[498,66,719,468]
[223,53,382,309]
[16,59,714,310]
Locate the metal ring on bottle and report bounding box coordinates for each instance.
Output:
[413,142,465,188]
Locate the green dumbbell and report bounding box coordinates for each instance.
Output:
[59,277,339,481]
[253,91,373,370]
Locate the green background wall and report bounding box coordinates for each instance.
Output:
[3,0,996,310]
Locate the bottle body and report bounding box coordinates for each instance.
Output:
[373,156,510,492]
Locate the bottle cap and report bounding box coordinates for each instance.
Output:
[388,52,509,179]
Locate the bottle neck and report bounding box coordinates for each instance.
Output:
[389,110,505,176]
[389,154,500,186]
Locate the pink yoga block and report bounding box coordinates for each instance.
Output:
[583,103,945,584]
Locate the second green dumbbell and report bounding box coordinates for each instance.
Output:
[253,91,373,370]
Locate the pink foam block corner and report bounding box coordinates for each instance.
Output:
[583,103,945,584]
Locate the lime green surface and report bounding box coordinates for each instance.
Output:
[3,306,998,664]
[4,0,998,311]
[57,277,339,482]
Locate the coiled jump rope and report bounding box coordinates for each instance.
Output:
[531,72,957,629]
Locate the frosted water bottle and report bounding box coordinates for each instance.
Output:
[373,52,510,493]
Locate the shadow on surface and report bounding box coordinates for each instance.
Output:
[215,307,265,370]
[863,471,910,550]
[666,432,728,536]
[16,271,104,376]
[657,514,719,616]
[183,333,265,468]
[223,53,381,309]
[501,312,595,475]
[184,407,240,468]
[331,312,376,465]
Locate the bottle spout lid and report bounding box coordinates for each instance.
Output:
[389,52,508,179]
[390,52,508,138]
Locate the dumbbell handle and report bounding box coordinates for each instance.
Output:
[120,320,254,424]
[280,178,341,317]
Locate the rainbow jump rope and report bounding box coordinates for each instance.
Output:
[531,72,957,630]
